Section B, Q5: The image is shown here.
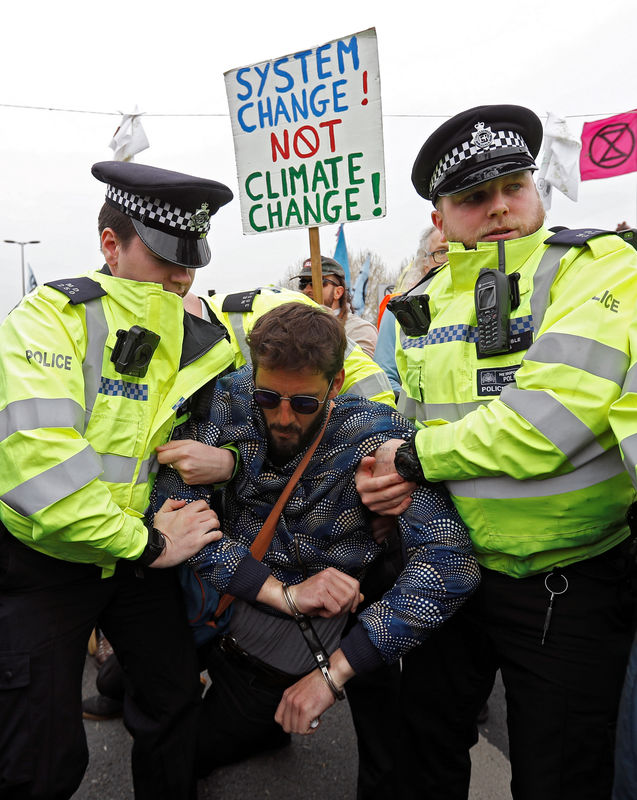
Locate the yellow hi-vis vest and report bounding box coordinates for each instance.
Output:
[206,286,395,406]
[0,271,235,577]
[395,225,637,577]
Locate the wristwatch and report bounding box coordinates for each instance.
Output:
[394,432,426,484]
[137,523,167,566]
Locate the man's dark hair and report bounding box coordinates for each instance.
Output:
[247,302,346,380]
[97,202,137,247]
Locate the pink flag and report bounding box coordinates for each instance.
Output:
[580,111,637,181]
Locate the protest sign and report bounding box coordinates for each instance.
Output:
[224,28,385,236]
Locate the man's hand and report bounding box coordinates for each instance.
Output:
[275,649,355,735]
[256,569,362,618]
[156,440,235,485]
[150,498,221,567]
[355,438,417,515]
[291,568,362,618]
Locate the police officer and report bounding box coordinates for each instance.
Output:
[0,162,234,799]
[356,105,637,799]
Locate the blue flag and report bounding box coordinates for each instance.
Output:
[333,224,351,287]
[26,264,38,294]
[352,255,371,315]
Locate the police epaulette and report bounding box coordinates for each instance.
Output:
[221,289,261,313]
[44,277,107,304]
[544,228,612,247]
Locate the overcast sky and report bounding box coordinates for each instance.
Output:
[1,0,635,319]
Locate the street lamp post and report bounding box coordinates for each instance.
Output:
[3,239,40,296]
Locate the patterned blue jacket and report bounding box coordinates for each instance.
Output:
[153,366,480,674]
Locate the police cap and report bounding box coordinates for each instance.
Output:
[92,161,233,268]
[412,105,543,204]
[294,255,346,280]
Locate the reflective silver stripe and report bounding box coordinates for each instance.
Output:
[621,363,637,396]
[500,387,603,467]
[227,312,250,365]
[428,401,485,422]
[619,432,637,487]
[1,446,103,516]
[397,391,423,419]
[524,332,628,386]
[136,455,158,485]
[344,337,356,358]
[529,244,570,334]
[0,398,85,443]
[345,372,392,401]
[83,298,109,427]
[447,447,625,499]
[398,392,485,422]
[100,453,137,484]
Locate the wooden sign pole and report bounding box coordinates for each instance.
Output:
[308,226,323,306]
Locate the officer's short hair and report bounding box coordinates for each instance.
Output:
[98,203,137,247]
[247,302,346,380]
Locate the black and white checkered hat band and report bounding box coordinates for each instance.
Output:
[430,130,528,196]
[106,185,210,235]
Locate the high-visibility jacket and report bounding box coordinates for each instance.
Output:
[0,270,235,577]
[206,286,395,406]
[610,305,637,489]
[395,225,637,577]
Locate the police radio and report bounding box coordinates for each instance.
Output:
[387,293,431,337]
[474,240,520,357]
[474,269,511,356]
[111,325,160,378]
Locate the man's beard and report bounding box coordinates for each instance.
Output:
[266,411,325,466]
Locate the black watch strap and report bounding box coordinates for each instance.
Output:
[137,523,167,566]
[394,432,426,484]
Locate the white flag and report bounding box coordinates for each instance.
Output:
[26,264,37,293]
[109,105,150,162]
[537,112,581,209]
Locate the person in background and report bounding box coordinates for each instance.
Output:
[356,104,637,800]
[294,255,378,357]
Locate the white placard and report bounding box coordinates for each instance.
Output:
[224,28,385,235]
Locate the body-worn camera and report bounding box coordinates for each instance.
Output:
[111,325,160,378]
[387,293,432,337]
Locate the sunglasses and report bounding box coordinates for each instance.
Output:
[298,277,341,290]
[252,379,334,414]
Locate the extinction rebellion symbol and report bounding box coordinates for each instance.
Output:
[589,122,636,170]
